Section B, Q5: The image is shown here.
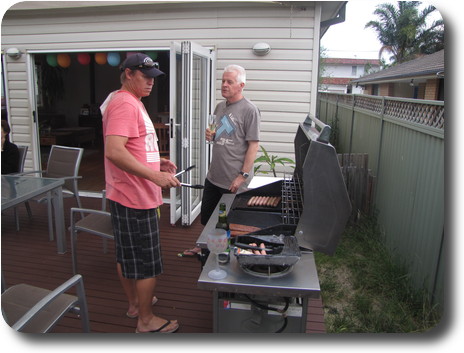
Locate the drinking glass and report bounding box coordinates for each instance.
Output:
[207,114,216,144]
[206,228,228,279]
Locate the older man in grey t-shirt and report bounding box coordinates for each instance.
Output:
[201,64,260,225]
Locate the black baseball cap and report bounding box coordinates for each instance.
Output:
[120,53,165,78]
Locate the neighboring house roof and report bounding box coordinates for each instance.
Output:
[324,58,380,66]
[321,77,352,85]
[352,50,444,85]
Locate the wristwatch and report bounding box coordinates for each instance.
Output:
[239,171,250,179]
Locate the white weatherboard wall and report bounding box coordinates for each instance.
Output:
[2,1,321,173]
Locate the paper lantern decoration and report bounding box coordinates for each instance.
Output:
[57,53,71,68]
[95,52,107,65]
[46,54,58,67]
[146,51,158,60]
[77,53,91,65]
[107,52,120,67]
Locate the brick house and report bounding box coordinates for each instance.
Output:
[351,50,444,101]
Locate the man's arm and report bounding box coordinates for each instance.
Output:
[228,140,259,193]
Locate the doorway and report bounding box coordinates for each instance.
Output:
[33,50,170,193]
[31,43,215,226]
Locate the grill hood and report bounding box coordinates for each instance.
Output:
[294,115,352,255]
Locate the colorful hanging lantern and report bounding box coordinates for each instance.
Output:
[77,53,91,65]
[46,54,58,67]
[107,52,120,67]
[57,53,71,68]
[95,52,107,65]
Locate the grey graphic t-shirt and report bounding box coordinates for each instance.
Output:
[207,97,260,191]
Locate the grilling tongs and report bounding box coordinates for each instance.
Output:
[233,242,274,253]
[174,165,196,177]
[174,165,205,189]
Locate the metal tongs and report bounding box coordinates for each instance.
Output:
[174,165,196,177]
[234,242,273,253]
[180,183,204,189]
[174,165,205,189]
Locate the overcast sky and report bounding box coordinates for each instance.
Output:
[321,0,445,60]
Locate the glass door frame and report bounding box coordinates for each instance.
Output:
[169,41,215,226]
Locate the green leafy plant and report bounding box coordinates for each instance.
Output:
[254,145,295,177]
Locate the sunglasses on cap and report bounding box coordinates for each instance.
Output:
[129,61,160,70]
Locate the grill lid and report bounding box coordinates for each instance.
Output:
[294,116,352,255]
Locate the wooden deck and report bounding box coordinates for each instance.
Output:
[1,195,325,334]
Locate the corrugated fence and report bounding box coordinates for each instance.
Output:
[318,92,444,308]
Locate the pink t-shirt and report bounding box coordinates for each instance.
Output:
[101,90,162,209]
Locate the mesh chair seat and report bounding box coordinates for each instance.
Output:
[70,191,114,274]
[74,211,113,239]
[2,274,90,333]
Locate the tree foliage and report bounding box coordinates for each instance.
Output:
[365,1,444,64]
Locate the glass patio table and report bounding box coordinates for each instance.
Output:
[1,175,66,254]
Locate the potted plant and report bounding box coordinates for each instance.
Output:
[254,145,295,177]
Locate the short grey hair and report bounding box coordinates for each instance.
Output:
[224,64,246,85]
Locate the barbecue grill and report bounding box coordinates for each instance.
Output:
[229,114,351,272]
[197,115,352,332]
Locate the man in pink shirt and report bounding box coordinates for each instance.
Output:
[101,53,180,333]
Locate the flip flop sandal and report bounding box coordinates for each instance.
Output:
[177,248,200,257]
[126,296,159,319]
[135,320,179,333]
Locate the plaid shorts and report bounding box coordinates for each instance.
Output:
[109,200,163,279]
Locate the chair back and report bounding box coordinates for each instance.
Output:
[154,123,169,157]
[45,145,84,193]
[17,145,28,173]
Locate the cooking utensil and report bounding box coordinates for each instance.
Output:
[234,242,273,252]
[180,183,204,189]
[174,165,195,177]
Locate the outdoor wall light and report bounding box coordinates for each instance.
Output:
[252,42,271,56]
[409,79,414,87]
[6,47,22,59]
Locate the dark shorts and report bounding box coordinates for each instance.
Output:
[109,200,163,279]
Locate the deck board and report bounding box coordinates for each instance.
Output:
[1,196,325,333]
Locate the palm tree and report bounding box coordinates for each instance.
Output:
[365,1,444,64]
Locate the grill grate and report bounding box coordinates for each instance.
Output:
[281,175,303,225]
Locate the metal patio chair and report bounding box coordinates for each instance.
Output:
[13,145,32,230]
[20,145,84,241]
[1,274,90,333]
[70,190,114,275]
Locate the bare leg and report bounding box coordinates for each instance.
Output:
[117,264,178,332]
[117,263,138,315]
[135,277,178,333]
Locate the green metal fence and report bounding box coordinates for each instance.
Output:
[318,92,444,308]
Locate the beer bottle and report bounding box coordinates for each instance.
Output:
[215,202,231,249]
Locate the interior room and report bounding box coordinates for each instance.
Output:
[34,50,170,192]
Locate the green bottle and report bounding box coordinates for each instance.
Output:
[215,203,231,250]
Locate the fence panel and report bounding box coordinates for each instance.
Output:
[318,92,444,307]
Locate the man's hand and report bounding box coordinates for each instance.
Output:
[229,174,246,193]
[160,158,177,174]
[153,171,181,189]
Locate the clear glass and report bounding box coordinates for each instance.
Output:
[207,114,216,144]
[206,228,228,279]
